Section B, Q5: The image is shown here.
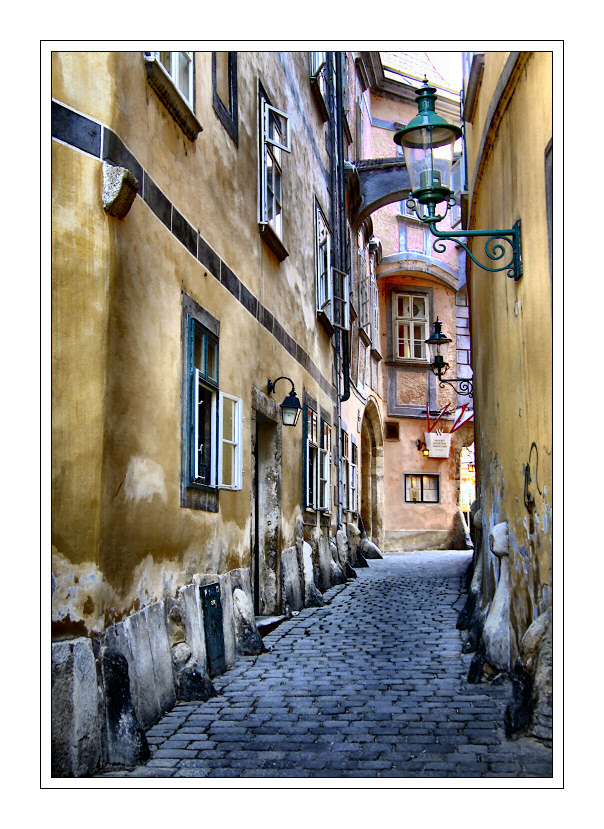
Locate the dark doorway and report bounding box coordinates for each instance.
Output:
[251,413,282,615]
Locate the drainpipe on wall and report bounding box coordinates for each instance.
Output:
[336,52,351,406]
[328,52,343,531]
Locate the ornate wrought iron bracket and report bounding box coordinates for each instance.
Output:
[435,375,474,398]
[407,198,522,281]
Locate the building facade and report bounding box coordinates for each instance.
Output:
[51,50,479,777]
[343,52,474,553]
[456,51,553,744]
[52,50,362,775]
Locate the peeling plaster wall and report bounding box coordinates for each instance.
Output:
[467,51,553,656]
[51,51,338,636]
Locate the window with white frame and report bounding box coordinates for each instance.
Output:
[370,255,380,352]
[341,429,350,511]
[310,52,329,121]
[450,156,463,228]
[304,405,318,510]
[187,317,242,491]
[259,88,291,249]
[358,342,367,393]
[393,292,429,361]
[144,51,201,141]
[333,267,351,332]
[405,474,440,503]
[154,51,194,105]
[349,442,358,513]
[219,393,242,490]
[358,239,370,334]
[319,419,332,512]
[304,405,332,511]
[315,202,333,324]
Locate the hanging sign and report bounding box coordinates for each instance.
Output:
[425,430,451,458]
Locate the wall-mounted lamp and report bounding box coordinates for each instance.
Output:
[267,376,302,427]
[394,78,522,281]
[416,439,430,456]
[425,318,473,398]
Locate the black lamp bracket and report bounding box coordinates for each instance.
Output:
[267,376,296,396]
[431,368,474,398]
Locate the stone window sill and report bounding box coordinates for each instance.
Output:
[144,56,203,142]
[259,223,288,262]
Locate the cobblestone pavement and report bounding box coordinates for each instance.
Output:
[101,551,553,780]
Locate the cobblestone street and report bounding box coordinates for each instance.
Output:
[101,551,553,780]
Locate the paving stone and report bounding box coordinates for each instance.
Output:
[99,551,552,780]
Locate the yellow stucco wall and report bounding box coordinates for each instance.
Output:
[466,51,552,647]
[52,51,338,633]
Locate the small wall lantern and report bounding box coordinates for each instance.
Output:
[416,439,430,456]
[425,318,473,398]
[267,377,302,427]
[394,77,522,281]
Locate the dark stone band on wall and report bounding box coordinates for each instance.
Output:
[51,100,336,402]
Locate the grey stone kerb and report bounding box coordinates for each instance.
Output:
[346,158,411,229]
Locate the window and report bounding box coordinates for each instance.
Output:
[304,406,332,512]
[315,201,350,334]
[157,51,193,103]
[219,394,242,490]
[144,52,201,141]
[187,316,242,491]
[304,406,318,510]
[333,267,351,332]
[359,238,379,349]
[310,52,329,121]
[385,421,400,441]
[358,343,367,393]
[358,240,370,337]
[212,52,238,144]
[349,442,358,513]
[341,429,350,511]
[370,257,380,353]
[315,202,333,326]
[450,157,463,228]
[319,419,332,512]
[393,292,428,361]
[405,474,440,503]
[259,87,291,260]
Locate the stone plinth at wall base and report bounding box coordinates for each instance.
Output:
[51,638,105,777]
[297,539,325,608]
[51,566,264,776]
[105,602,176,731]
[281,545,304,612]
[482,521,512,672]
[383,530,453,552]
[505,608,552,745]
[452,508,473,550]
[359,538,383,559]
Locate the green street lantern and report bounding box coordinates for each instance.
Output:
[394,78,462,211]
[394,77,522,281]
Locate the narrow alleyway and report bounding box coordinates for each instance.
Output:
[102,552,553,779]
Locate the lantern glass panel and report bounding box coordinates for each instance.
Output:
[402,127,456,195]
[282,405,300,427]
[426,337,449,365]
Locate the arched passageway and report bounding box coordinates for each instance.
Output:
[360,396,384,550]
